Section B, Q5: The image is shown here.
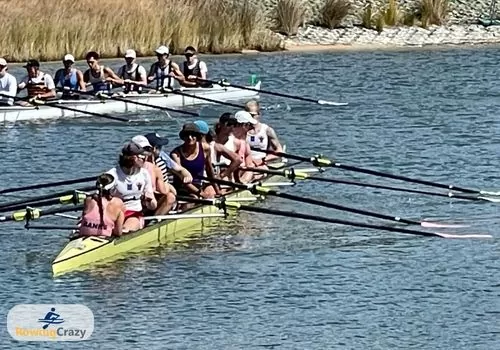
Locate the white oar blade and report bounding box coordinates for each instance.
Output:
[420,222,470,228]
[318,100,349,106]
[479,190,500,196]
[478,196,500,203]
[434,232,493,239]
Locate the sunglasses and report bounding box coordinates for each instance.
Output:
[181,131,200,138]
[184,53,194,58]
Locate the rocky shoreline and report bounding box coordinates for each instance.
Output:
[281,24,500,49]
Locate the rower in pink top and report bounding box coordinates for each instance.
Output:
[79,173,125,237]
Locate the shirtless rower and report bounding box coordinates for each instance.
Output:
[245,100,283,165]
[194,120,241,182]
[78,173,125,237]
[131,135,176,215]
[17,59,56,103]
[83,51,122,94]
[54,54,86,99]
[170,122,219,199]
[117,49,147,93]
[107,142,157,232]
[147,45,183,91]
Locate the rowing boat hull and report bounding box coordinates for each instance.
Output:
[1,81,261,124]
[52,163,309,276]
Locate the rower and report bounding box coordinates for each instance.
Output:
[177,46,210,88]
[131,135,176,215]
[194,120,241,182]
[54,54,86,99]
[83,51,122,94]
[117,49,147,94]
[245,100,283,165]
[0,58,17,106]
[147,45,183,91]
[170,123,219,199]
[79,173,125,238]
[17,59,56,102]
[143,132,193,190]
[232,111,262,182]
[107,141,157,232]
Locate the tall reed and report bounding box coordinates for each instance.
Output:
[0,0,282,62]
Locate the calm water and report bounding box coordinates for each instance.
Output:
[1,47,499,349]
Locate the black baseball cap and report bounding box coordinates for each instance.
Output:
[121,141,147,156]
[23,59,40,68]
[144,132,169,147]
[219,112,237,126]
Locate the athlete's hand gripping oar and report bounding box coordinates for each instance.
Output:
[194,78,349,106]
[242,166,498,203]
[0,175,96,195]
[199,176,468,229]
[164,88,244,109]
[253,148,491,196]
[0,204,84,222]
[180,197,491,239]
[0,190,88,212]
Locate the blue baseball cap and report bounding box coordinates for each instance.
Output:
[194,120,209,135]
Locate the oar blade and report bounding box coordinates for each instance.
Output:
[318,100,349,106]
[420,222,470,229]
[433,232,493,239]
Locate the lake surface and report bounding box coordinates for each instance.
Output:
[0,47,499,349]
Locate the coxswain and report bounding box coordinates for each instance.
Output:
[147,45,183,91]
[143,132,193,191]
[78,173,125,237]
[194,120,241,182]
[170,123,219,199]
[83,51,122,94]
[0,58,17,106]
[17,59,56,103]
[107,142,157,232]
[131,135,176,215]
[245,100,283,165]
[54,54,86,99]
[176,46,210,88]
[117,49,147,94]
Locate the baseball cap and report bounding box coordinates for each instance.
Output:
[121,141,147,156]
[124,49,136,58]
[131,135,153,150]
[63,54,75,62]
[155,45,169,55]
[179,122,201,138]
[23,59,40,68]
[0,58,7,66]
[219,112,237,126]
[144,132,169,147]
[234,111,257,125]
[194,120,210,135]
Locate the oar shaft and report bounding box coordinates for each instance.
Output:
[43,102,131,122]
[0,176,95,194]
[169,89,243,109]
[100,94,199,116]
[0,204,84,222]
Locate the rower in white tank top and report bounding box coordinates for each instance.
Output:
[247,123,269,160]
[107,166,153,212]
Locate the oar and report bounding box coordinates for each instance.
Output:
[58,88,200,117]
[0,176,96,195]
[0,92,132,123]
[242,167,498,202]
[0,204,84,222]
[166,89,244,109]
[0,190,88,212]
[180,197,491,239]
[195,78,349,106]
[254,148,492,196]
[199,176,467,229]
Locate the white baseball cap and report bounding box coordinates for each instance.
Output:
[0,58,7,66]
[63,54,75,62]
[155,45,169,55]
[234,111,257,125]
[131,135,152,149]
[124,49,136,58]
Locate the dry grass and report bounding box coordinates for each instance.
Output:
[384,0,400,26]
[318,0,351,29]
[361,3,374,29]
[420,0,449,27]
[274,0,307,36]
[0,0,282,62]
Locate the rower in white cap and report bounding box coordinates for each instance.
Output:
[117,49,147,93]
[0,58,17,106]
[54,54,86,99]
[147,45,183,92]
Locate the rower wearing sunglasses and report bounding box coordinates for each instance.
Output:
[176,46,210,88]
